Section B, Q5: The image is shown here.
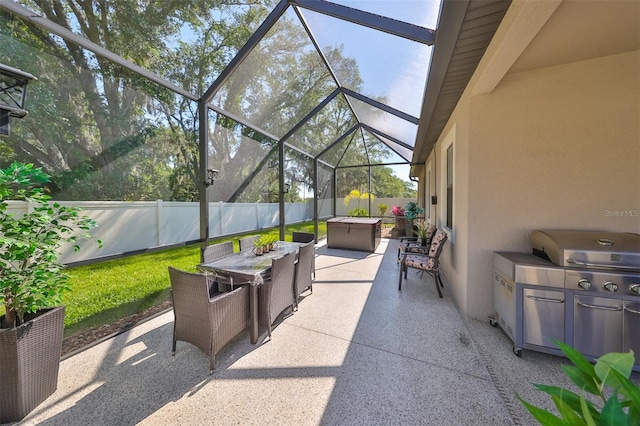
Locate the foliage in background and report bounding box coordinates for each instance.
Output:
[2,3,414,205]
[343,189,374,217]
[391,205,405,216]
[343,189,374,206]
[377,203,388,216]
[517,341,640,426]
[0,163,101,328]
[348,208,368,217]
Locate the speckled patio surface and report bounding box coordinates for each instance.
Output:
[14,238,640,425]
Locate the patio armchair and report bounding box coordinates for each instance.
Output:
[398,230,448,298]
[168,267,249,373]
[238,235,259,251]
[294,241,314,310]
[258,251,296,340]
[397,224,436,261]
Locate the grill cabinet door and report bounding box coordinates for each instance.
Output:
[623,301,640,355]
[573,295,623,358]
[522,288,565,348]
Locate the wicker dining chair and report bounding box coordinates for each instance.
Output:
[294,241,314,310]
[238,235,259,251]
[292,231,314,243]
[202,241,235,292]
[398,230,448,298]
[168,267,249,373]
[203,241,234,263]
[258,251,296,340]
[292,231,316,278]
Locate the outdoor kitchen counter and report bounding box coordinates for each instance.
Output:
[327,217,381,252]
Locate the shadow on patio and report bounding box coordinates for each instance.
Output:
[16,238,639,425]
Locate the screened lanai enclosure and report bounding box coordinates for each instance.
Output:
[0,0,442,257]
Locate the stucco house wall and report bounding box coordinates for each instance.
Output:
[425,3,639,319]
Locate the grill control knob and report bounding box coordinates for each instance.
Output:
[603,281,618,292]
[630,284,640,295]
[577,279,591,290]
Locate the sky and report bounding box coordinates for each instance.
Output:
[298,1,442,184]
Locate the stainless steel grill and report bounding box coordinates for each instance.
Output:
[531,230,640,270]
[492,230,640,370]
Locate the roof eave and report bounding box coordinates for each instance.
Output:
[413,0,511,164]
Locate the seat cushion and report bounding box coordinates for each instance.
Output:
[404,254,435,271]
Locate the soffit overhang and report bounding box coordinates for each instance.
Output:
[413,0,511,165]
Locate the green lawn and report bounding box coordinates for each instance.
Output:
[62,221,326,337]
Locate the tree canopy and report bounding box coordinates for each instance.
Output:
[0,1,413,203]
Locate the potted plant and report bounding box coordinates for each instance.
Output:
[268,234,279,251]
[0,162,101,422]
[414,221,431,246]
[253,236,264,256]
[390,205,407,238]
[262,234,276,252]
[404,202,424,221]
[404,202,424,236]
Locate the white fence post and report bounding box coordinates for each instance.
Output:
[156,199,163,246]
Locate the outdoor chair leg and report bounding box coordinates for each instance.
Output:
[208,342,216,374]
[172,326,177,355]
[434,273,443,298]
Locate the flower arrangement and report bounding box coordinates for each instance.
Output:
[391,205,405,216]
[404,202,424,221]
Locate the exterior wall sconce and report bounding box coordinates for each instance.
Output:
[0,63,37,136]
[204,168,219,187]
[283,183,291,193]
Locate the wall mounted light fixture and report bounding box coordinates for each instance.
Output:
[0,63,36,136]
[204,168,219,187]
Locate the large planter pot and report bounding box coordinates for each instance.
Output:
[391,216,411,238]
[0,306,65,423]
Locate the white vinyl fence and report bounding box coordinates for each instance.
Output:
[6,197,413,264]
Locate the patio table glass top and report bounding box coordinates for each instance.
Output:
[198,241,303,286]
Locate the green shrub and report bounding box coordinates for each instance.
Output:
[517,341,640,426]
[348,208,368,217]
[0,162,101,328]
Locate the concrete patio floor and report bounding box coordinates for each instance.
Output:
[15,238,640,425]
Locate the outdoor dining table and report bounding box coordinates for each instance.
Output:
[198,241,304,344]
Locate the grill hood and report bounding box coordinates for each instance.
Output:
[530,230,640,270]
